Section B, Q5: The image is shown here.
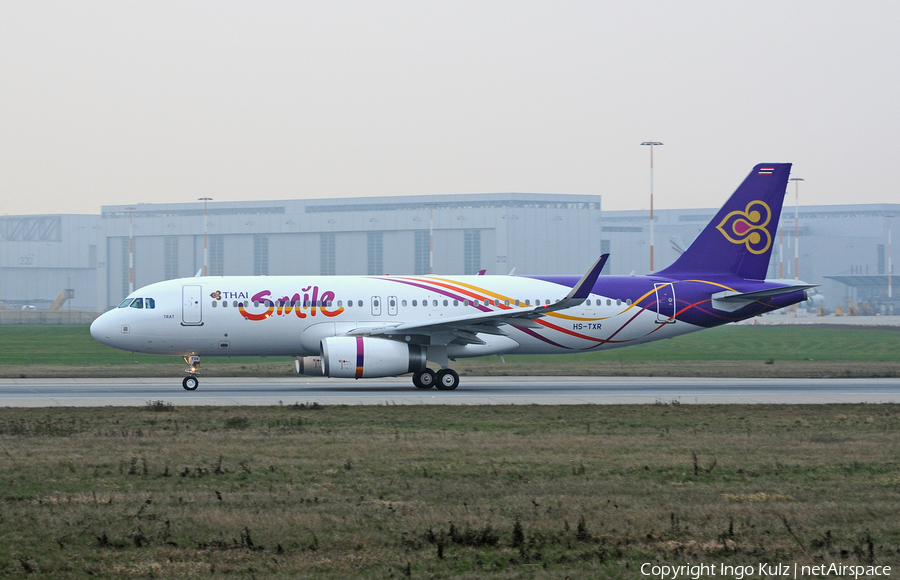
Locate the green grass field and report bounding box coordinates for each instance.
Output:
[1,327,899,577]
[0,324,898,378]
[1,404,898,578]
[1,324,899,365]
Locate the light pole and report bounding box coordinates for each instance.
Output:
[779,223,784,278]
[126,207,136,294]
[429,204,434,275]
[641,142,663,272]
[789,178,804,281]
[199,198,212,276]
[888,214,894,315]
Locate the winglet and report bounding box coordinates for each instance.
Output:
[529,253,609,316]
[568,253,609,301]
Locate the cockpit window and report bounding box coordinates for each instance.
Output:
[118,297,154,309]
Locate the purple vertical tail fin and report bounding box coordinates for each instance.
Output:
[658,163,791,281]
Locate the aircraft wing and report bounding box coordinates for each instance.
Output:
[346,254,609,346]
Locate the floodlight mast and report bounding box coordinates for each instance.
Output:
[788,178,804,280]
[126,207,136,294]
[888,214,894,314]
[199,198,213,276]
[640,142,663,272]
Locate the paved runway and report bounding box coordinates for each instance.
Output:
[1,376,900,406]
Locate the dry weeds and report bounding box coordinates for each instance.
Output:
[1,404,899,578]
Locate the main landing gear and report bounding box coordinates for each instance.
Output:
[412,368,460,390]
[183,355,200,391]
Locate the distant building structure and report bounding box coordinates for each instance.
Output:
[0,214,102,311]
[95,194,603,311]
[1,195,897,315]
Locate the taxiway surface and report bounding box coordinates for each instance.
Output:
[1,376,899,406]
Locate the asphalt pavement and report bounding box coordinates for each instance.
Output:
[2,376,899,407]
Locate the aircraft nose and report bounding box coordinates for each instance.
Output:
[90,313,116,346]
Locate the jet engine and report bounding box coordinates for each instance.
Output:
[295,355,325,376]
[320,336,427,379]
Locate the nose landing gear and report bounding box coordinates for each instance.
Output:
[183,355,200,390]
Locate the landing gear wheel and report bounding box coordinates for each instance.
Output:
[412,369,436,389]
[435,369,460,391]
[183,355,201,390]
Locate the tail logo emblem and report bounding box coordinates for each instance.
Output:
[715,201,772,255]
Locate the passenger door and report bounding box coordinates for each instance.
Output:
[182,285,203,326]
[654,283,676,324]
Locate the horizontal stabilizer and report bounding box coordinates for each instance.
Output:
[711,284,816,312]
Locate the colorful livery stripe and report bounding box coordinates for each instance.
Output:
[355,336,365,378]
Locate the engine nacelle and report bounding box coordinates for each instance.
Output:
[295,356,324,376]
[321,337,426,379]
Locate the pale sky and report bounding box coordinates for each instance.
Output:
[2,1,898,216]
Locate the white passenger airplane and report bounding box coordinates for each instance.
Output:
[91,163,813,391]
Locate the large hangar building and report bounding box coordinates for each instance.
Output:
[0,194,897,314]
